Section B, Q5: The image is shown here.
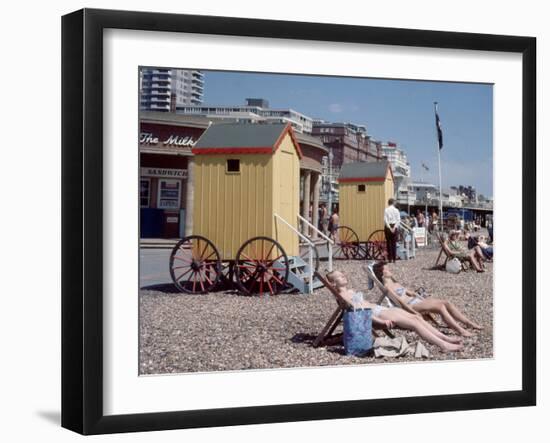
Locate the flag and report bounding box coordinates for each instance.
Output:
[435,104,443,150]
[422,162,429,171]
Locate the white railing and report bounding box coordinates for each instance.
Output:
[274,213,315,294]
[297,214,334,272]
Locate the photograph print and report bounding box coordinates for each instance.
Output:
[138,67,493,375]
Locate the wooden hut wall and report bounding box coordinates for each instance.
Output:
[193,154,274,261]
[271,133,300,257]
[339,172,394,241]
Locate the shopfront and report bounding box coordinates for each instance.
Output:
[139,111,333,240]
[139,112,207,238]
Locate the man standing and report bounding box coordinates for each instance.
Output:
[384,198,400,263]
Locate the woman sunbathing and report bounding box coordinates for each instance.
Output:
[467,233,493,260]
[326,270,464,353]
[446,230,485,272]
[371,261,483,337]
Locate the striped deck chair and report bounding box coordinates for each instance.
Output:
[312,271,394,348]
[434,232,470,271]
[365,262,439,326]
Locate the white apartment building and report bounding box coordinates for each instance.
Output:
[176,98,314,133]
[140,68,204,112]
[381,142,411,177]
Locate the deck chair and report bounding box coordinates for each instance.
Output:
[434,232,470,271]
[312,271,394,348]
[365,263,439,326]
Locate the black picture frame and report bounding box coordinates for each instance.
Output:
[62,8,536,435]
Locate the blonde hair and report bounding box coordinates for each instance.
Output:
[326,271,339,284]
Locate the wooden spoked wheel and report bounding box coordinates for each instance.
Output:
[217,262,234,288]
[366,229,388,260]
[299,243,320,271]
[169,235,222,294]
[234,236,290,296]
[332,226,360,259]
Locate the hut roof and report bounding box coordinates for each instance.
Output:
[192,122,302,157]
[339,161,394,182]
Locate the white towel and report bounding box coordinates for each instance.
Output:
[373,336,431,358]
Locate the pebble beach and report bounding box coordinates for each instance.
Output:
[139,240,493,375]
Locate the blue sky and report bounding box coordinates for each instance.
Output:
[202,70,493,197]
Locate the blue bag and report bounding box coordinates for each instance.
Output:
[343,307,373,357]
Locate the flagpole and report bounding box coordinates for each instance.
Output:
[434,102,443,231]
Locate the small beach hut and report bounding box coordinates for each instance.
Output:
[191,122,302,261]
[338,160,395,241]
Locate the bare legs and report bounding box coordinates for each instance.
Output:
[465,250,483,272]
[414,299,483,337]
[377,309,463,353]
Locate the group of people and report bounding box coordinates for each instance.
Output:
[412,208,439,232]
[326,261,483,353]
[321,198,491,354]
[384,198,493,269]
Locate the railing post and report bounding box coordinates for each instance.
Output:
[328,241,333,271]
[308,247,313,294]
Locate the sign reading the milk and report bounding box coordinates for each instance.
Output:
[413,227,426,247]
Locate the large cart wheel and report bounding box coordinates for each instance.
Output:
[366,229,388,260]
[169,235,222,294]
[332,226,360,259]
[299,243,320,271]
[217,262,234,287]
[234,236,290,296]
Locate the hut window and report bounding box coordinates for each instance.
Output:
[358,184,366,192]
[226,159,240,173]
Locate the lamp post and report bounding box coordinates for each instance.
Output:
[328,148,334,214]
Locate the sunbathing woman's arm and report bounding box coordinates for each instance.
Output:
[372,315,394,329]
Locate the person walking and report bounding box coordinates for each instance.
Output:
[384,198,400,263]
[416,209,425,228]
[319,203,329,235]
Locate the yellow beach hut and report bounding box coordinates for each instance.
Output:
[168,122,303,296]
[334,161,395,258]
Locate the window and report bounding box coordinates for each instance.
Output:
[358,184,366,192]
[140,179,150,207]
[226,159,240,173]
[157,179,181,209]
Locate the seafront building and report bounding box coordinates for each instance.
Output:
[379,141,413,206]
[176,98,314,134]
[140,68,205,112]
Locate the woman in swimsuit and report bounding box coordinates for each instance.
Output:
[326,271,464,353]
[447,230,485,272]
[372,261,483,337]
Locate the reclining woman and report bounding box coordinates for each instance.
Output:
[326,270,464,353]
[467,233,493,261]
[446,230,485,272]
[372,261,482,337]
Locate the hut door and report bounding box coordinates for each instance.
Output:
[279,151,296,224]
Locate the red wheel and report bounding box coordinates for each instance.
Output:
[169,235,222,294]
[366,229,388,260]
[333,226,360,259]
[234,237,290,296]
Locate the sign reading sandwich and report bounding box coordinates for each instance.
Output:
[140,167,187,179]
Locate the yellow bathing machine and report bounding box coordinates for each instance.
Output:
[169,122,321,296]
[333,160,396,260]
